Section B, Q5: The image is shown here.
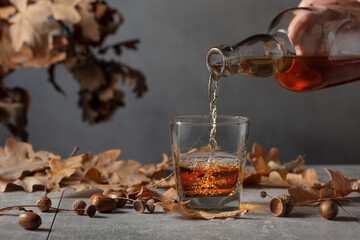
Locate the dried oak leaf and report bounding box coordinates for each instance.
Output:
[155,201,246,220]
[260,169,292,188]
[9,0,53,51]
[136,186,175,202]
[109,160,150,186]
[324,168,356,197]
[247,143,280,172]
[162,187,178,202]
[0,87,31,141]
[286,168,321,188]
[45,155,85,189]
[244,168,270,185]
[9,175,48,192]
[0,5,16,19]
[284,155,305,172]
[0,138,56,180]
[139,153,170,178]
[288,186,335,202]
[51,0,81,24]
[352,179,360,190]
[0,20,20,77]
[150,175,176,189]
[12,33,68,68]
[55,183,123,192]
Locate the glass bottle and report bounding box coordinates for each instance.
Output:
[206,6,360,92]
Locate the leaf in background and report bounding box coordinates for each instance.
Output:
[260,170,292,188]
[284,155,305,172]
[110,159,150,185]
[9,0,52,51]
[139,153,170,178]
[0,20,20,78]
[0,5,16,19]
[45,155,84,189]
[0,87,30,141]
[0,138,56,180]
[352,179,360,190]
[12,32,68,68]
[247,143,280,172]
[51,0,81,24]
[76,0,100,42]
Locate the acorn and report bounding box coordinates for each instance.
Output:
[270,194,294,217]
[133,199,145,213]
[319,200,338,220]
[90,193,103,204]
[85,204,96,217]
[106,191,127,208]
[91,195,116,213]
[36,196,52,212]
[72,200,87,215]
[146,199,155,213]
[18,211,42,230]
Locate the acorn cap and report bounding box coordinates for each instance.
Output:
[133,199,145,213]
[270,197,286,217]
[278,194,294,215]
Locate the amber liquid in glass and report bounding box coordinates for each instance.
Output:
[238,55,360,92]
[179,157,241,198]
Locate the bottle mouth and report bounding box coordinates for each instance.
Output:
[206,47,225,75]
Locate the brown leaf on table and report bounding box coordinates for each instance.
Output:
[288,186,335,202]
[155,201,246,219]
[286,168,321,188]
[0,138,57,181]
[110,159,150,186]
[9,176,48,192]
[0,87,31,141]
[84,167,103,184]
[136,186,175,202]
[247,143,279,172]
[150,175,176,189]
[45,155,84,190]
[325,168,354,197]
[162,187,178,202]
[260,169,292,188]
[54,183,124,192]
[139,153,170,178]
[284,155,305,172]
[352,179,360,190]
[243,168,271,185]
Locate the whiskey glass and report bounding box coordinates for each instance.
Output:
[170,115,249,212]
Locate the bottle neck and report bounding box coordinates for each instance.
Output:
[206,34,291,78]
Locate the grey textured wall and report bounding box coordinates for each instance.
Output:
[1,0,359,164]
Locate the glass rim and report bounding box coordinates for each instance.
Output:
[170,115,250,125]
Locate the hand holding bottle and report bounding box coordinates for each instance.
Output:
[288,0,360,55]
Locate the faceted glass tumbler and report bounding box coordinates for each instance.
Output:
[170,115,250,212]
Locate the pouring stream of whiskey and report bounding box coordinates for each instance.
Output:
[208,71,221,163]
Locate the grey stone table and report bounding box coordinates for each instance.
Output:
[0,165,359,240]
